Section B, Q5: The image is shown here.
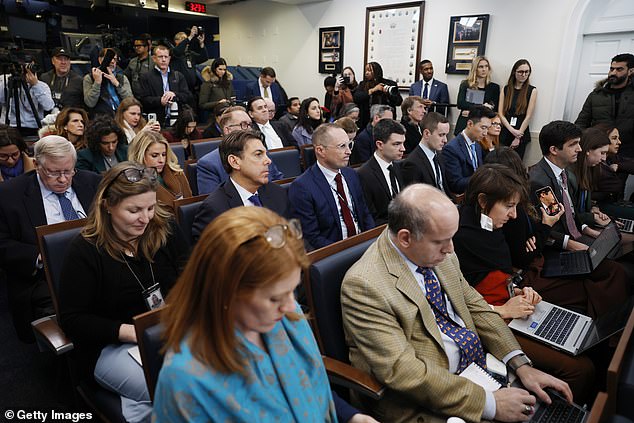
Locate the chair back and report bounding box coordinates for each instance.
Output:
[608,307,634,420]
[174,194,207,246]
[303,225,385,364]
[268,147,302,178]
[300,144,316,170]
[274,177,296,193]
[184,159,198,196]
[191,138,222,160]
[169,143,186,168]
[133,307,165,402]
[36,219,87,315]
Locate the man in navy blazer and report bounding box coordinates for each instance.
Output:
[0,136,101,341]
[192,129,290,241]
[409,60,450,115]
[289,124,375,250]
[442,105,495,195]
[245,66,286,119]
[197,106,284,194]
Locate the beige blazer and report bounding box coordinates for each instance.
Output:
[341,229,520,423]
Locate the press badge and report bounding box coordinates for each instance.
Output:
[187,59,193,68]
[143,283,164,310]
[510,116,518,126]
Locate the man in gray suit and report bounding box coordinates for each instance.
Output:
[341,184,571,423]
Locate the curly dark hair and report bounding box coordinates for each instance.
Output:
[85,116,126,153]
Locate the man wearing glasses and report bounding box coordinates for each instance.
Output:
[192,129,290,241]
[289,123,375,250]
[197,106,284,194]
[124,33,153,96]
[0,135,100,342]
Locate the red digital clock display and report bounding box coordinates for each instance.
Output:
[185,1,206,13]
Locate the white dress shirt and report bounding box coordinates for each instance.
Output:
[373,152,398,197]
[257,121,284,150]
[419,77,435,99]
[230,177,258,207]
[317,161,359,238]
[37,174,86,224]
[419,143,445,192]
[460,131,479,166]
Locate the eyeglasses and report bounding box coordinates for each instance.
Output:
[0,151,21,161]
[260,219,304,248]
[323,142,353,151]
[104,167,158,194]
[39,167,76,179]
[516,70,530,75]
[226,122,251,130]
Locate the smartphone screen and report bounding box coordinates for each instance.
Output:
[535,186,561,216]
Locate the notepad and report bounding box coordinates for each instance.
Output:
[466,89,485,104]
[459,362,501,392]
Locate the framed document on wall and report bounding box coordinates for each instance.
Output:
[364,2,425,89]
[319,26,344,74]
[445,14,490,74]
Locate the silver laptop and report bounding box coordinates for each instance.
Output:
[508,299,632,356]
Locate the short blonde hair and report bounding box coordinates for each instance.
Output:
[174,32,187,43]
[34,135,77,165]
[128,131,182,174]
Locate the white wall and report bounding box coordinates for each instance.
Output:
[211,0,618,164]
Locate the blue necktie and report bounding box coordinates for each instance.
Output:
[422,82,429,99]
[416,267,486,372]
[469,144,478,171]
[55,192,79,221]
[248,194,263,207]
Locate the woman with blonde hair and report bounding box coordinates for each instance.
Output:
[127,131,192,213]
[115,97,160,143]
[54,107,89,150]
[59,161,189,423]
[155,206,376,423]
[454,56,500,135]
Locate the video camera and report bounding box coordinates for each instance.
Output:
[0,50,39,79]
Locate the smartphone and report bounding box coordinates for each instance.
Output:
[98,48,117,74]
[147,113,157,123]
[535,186,561,216]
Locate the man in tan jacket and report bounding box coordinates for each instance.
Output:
[341,184,572,423]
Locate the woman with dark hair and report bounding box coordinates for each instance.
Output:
[77,116,128,173]
[0,125,35,182]
[199,57,235,112]
[594,123,634,218]
[292,97,323,146]
[54,107,89,150]
[478,112,502,157]
[354,62,403,128]
[59,161,189,422]
[453,162,606,403]
[455,56,500,135]
[154,207,377,423]
[114,97,160,144]
[162,106,203,159]
[498,59,537,159]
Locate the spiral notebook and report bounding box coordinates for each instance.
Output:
[459,362,501,392]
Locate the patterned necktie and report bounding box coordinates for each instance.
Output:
[416,267,486,372]
[248,194,263,207]
[263,86,270,99]
[432,154,443,190]
[423,82,429,99]
[387,164,399,198]
[55,192,79,221]
[469,144,478,171]
[334,173,356,237]
[559,171,582,239]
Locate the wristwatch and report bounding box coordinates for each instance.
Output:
[507,354,533,373]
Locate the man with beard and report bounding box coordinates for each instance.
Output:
[575,53,634,158]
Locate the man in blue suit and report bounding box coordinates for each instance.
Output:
[245,67,286,119]
[409,60,450,115]
[289,123,375,250]
[442,105,495,195]
[197,106,284,194]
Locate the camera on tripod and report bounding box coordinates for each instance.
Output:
[0,53,39,80]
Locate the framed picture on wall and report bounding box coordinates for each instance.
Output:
[319,26,344,74]
[445,14,489,75]
[364,1,425,89]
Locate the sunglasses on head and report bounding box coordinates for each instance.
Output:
[104,167,158,194]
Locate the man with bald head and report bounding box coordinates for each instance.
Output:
[0,135,101,341]
[341,184,572,423]
[289,123,375,249]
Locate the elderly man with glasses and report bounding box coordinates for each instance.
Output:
[0,135,101,342]
[289,123,375,250]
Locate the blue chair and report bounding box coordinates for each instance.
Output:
[169,143,186,168]
[268,147,302,178]
[174,194,208,246]
[300,144,316,171]
[185,160,199,196]
[191,138,222,160]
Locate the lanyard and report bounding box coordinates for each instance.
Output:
[120,252,156,291]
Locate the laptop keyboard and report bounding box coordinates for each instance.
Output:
[534,308,580,345]
[559,253,588,273]
[533,394,585,423]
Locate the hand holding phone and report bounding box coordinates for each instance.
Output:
[147,113,157,123]
[535,186,561,217]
